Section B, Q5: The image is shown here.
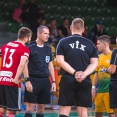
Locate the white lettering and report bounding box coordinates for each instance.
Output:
[0,77,3,81]
[69,41,86,51]
[69,43,75,48]
[76,41,79,49]
[1,71,13,77]
[79,44,86,51]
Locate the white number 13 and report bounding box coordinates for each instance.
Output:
[3,48,15,68]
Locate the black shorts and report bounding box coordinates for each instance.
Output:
[58,75,92,107]
[0,85,21,111]
[109,82,117,108]
[24,77,51,104]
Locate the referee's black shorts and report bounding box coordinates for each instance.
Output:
[24,76,51,104]
[58,75,92,107]
[109,82,117,109]
[0,85,21,111]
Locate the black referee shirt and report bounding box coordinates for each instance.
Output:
[56,34,98,79]
[110,49,117,82]
[27,41,53,78]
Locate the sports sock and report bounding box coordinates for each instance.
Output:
[59,115,68,117]
[24,111,33,117]
[36,112,44,117]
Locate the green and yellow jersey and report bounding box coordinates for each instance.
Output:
[96,51,112,93]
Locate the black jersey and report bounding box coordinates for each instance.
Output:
[56,34,98,79]
[110,49,117,82]
[27,41,53,78]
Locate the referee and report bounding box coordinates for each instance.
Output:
[56,18,98,117]
[24,25,56,117]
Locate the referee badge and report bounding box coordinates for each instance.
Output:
[46,56,50,63]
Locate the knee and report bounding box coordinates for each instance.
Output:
[26,103,35,112]
[37,104,45,113]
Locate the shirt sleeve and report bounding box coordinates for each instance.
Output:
[110,49,117,65]
[21,47,30,59]
[90,44,99,58]
[56,40,64,56]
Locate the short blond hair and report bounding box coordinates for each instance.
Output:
[71,18,84,31]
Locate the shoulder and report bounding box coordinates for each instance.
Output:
[27,41,36,48]
[98,53,103,58]
[44,43,51,49]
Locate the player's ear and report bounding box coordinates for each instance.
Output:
[82,28,85,33]
[70,26,72,32]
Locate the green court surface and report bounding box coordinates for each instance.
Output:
[11,111,108,117]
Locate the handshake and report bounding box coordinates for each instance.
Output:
[100,68,108,73]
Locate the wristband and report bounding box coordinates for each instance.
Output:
[92,86,95,89]
[73,70,77,76]
[25,77,30,82]
[52,81,56,83]
[105,68,108,73]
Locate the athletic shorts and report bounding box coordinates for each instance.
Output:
[0,85,21,111]
[58,75,92,107]
[24,77,51,104]
[95,92,114,113]
[109,82,117,109]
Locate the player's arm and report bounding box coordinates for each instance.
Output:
[84,58,98,77]
[48,61,55,82]
[92,72,98,97]
[12,56,28,84]
[48,61,56,92]
[106,50,117,74]
[56,55,76,75]
[106,64,116,74]
[23,60,29,78]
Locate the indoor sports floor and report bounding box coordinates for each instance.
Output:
[14,109,108,117]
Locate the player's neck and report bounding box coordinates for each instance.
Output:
[103,48,111,55]
[36,39,44,46]
[16,39,25,45]
[72,32,82,36]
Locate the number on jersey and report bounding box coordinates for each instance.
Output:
[3,48,15,68]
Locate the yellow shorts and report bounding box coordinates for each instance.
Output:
[95,92,114,113]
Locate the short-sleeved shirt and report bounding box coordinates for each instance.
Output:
[56,34,98,81]
[27,41,53,78]
[96,51,112,93]
[110,49,117,83]
[0,41,30,87]
[57,25,69,37]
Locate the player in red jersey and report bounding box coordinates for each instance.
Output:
[0,27,32,117]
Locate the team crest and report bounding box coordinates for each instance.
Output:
[46,56,50,63]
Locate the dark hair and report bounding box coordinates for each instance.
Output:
[97,35,111,44]
[50,18,56,22]
[62,18,69,23]
[18,27,32,39]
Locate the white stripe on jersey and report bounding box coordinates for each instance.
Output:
[18,88,21,109]
[114,53,117,64]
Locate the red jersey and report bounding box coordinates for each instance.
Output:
[0,41,30,87]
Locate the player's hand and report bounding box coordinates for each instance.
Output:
[75,71,86,82]
[11,78,22,84]
[25,81,33,92]
[92,88,96,98]
[51,82,56,92]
